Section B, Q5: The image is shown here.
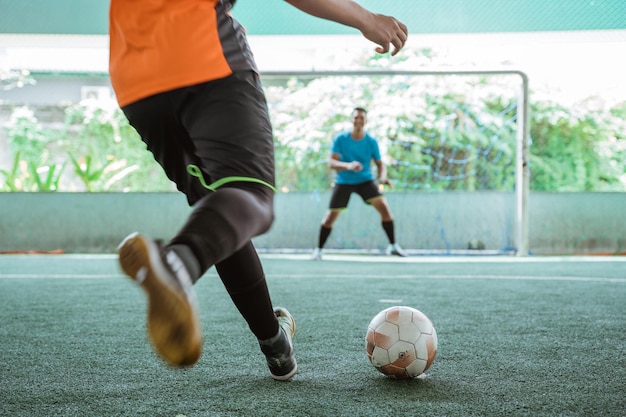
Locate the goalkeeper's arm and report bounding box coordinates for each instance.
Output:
[375,159,392,187]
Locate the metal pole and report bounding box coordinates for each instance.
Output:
[515,73,530,256]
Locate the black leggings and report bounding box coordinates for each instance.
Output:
[122,72,279,340]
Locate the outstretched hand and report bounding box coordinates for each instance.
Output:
[284,0,408,56]
[379,178,393,188]
[361,14,408,56]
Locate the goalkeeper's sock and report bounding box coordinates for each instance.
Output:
[318,225,332,248]
[382,220,395,244]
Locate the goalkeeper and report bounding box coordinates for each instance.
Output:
[312,107,408,260]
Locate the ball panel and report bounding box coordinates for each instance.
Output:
[411,310,435,334]
[369,346,391,368]
[379,362,410,379]
[431,325,438,349]
[423,331,437,372]
[371,323,399,350]
[387,340,417,369]
[398,321,421,344]
[405,357,428,377]
[365,330,376,360]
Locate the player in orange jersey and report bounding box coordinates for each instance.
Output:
[109,0,407,379]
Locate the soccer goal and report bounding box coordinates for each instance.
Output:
[262,70,530,255]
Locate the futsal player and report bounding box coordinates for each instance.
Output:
[109,0,408,379]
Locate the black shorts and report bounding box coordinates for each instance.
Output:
[121,71,275,205]
[329,181,383,210]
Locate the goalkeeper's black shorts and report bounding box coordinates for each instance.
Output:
[329,180,383,210]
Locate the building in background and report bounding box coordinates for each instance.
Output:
[0,0,625,105]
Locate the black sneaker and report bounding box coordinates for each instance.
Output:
[259,307,297,380]
[117,233,202,367]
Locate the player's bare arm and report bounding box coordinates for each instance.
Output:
[329,153,362,172]
[284,0,408,56]
[375,160,392,187]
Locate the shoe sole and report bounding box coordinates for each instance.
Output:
[118,233,202,367]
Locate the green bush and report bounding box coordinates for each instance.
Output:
[529,100,626,191]
[1,103,175,192]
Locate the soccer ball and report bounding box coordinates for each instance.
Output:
[365,306,438,379]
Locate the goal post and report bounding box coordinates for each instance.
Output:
[262,69,530,256]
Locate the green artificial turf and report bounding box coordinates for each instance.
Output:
[0,255,624,416]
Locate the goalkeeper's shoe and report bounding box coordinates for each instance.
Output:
[386,243,408,257]
[117,232,202,367]
[310,247,323,261]
[259,307,297,381]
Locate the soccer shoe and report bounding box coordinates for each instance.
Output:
[310,248,323,261]
[386,243,408,257]
[259,307,297,381]
[117,232,203,367]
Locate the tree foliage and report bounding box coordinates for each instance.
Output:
[1,74,624,193]
[266,73,624,192]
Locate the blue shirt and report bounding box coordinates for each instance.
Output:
[331,132,381,185]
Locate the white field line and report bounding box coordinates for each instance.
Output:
[1,254,626,263]
[2,273,623,283]
[0,274,122,279]
[262,254,626,263]
[266,273,626,283]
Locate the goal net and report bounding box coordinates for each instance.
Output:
[260,70,529,254]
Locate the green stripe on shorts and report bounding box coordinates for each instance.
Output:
[187,164,276,192]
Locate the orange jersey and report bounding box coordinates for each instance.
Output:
[109,0,256,107]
